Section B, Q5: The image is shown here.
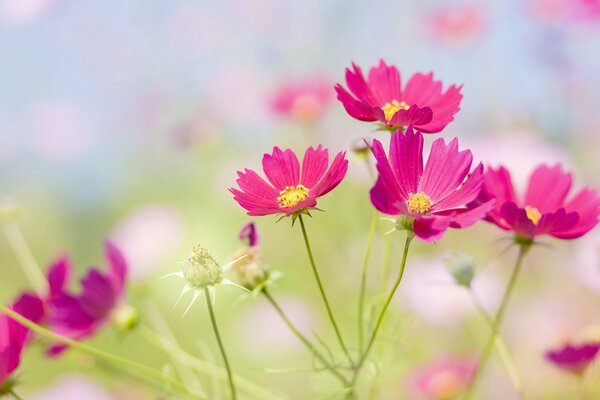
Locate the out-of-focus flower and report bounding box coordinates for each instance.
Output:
[270,77,332,124]
[0,0,54,27]
[230,145,348,218]
[29,375,113,400]
[229,222,270,291]
[530,0,600,23]
[46,242,135,355]
[475,164,600,241]
[545,342,600,375]
[111,204,184,280]
[370,127,494,241]
[408,355,477,400]
[335,60,462,133]
[0,293,45,393]
[428,4,487,46]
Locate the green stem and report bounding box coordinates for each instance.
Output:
[9,390,23,400]
[358,210,378,354]
[349,233,413,390]
[298,214,354,367]
[262,289,349,385]
[0,304,202,399]
[462,244,530,400]
[3,222,48,297]
[204,288,237,400]
[470,293,524,399]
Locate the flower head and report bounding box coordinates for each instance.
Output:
[475,164,600,241]
[370,127,494,241]
[229,222,271,292]
[45,242,134,355]
[230,146,348,219]
[1,293,45,393]
[270,77,332,123]
[545,342,600,375]
[409,355,477,400]
[335,60,463,133]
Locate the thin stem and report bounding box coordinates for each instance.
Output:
[358,210,378,354]
[462,244,530,400]
[9,390,23,400]
[3,222,47,297]
[0,304,202,399]
[142,327,282,400]
[298,214,354,367]
[204,288,237,400]
[470,292,524,399]
[262,289,350,385]
[349,233,413,390]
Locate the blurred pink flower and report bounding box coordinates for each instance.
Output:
[0,0,54,27]
[476,164,600,240]
[428,4,487,46]
[270,77,332,123]
[530,0,600,23]
[111,205,184,280]
[230,145,348,217]
[545,342,600,375]
[335,60,462,133]
[370,128,494,241]
[408,355,477,400]
[29,102,95,161]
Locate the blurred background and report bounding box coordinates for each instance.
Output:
[1,0,600,399]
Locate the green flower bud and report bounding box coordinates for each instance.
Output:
[183,245,223,289]
[229,247,269,291]
[445,255,475,288]
[110,304,140,332]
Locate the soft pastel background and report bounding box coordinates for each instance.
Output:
[1,1,600,399]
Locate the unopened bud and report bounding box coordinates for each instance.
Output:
[111,304,140,331]
[446,255,475,288]
[229,247,269,291]
[183,245,223,289]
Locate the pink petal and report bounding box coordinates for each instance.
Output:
[79,269,117,319]
[312,151,348,197]
[552,188,600,239]
[447,199,496,228]
[345,63,377,105]
[47,255,71,299]
[104,241,127,296]
[402,72,444,107]
[389,127,423,199]
[235,168,279,199]
[389,105,433,128]
[229,188,280,216]
[301,145,329,188]
[524,164,572,213]
[499,202,536,238]
[419,137,473,202]
[334,84,377,121]
[413,215,452,242]
[535,208,579,237]
[434,163,484,211]
[262,147,301,189]
[416,84,463,133]
[369,138,407,203]
[367,59,401,105]
[370,176,404,215]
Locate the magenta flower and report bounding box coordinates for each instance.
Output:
[230,146,348,217]
[409,355,477,400]
[45,242,131,355]
[369,127,494,241]
[476,164,600,240]
[239,221,259,247]
[1,294,44,389]
[546,342,600,375]
[270,77,332,123]
[335,60,463,133]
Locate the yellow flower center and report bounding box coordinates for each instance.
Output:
[277,185,309,208]
[381,100,410,121]
[407,192,432,214]
[525,205,541,225]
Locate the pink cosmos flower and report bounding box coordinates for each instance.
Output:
[545,342,600,375]
[270,77,332,123]
[429,4,487,47]
[1,293,44,389]
[45,242,130,355]
[335,60,463,133]
[475,164,600,240]
[369,127,494,241]
[409,355,477,400]
[230,146,348,217]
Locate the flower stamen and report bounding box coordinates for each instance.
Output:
[407,192,432,214]
[277,185,309,208]
[525,205,542,225]
[382,100,410,121]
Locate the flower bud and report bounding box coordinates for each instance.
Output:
[445,255,475,288]
[110,303,140,332]
[229,247,269,291]
[183,245,223,289]
[352,138,370,160]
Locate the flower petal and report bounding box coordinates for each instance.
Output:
[301,145,329,189]
[434,163,484,211]
[345,63,377,105]
[104,241,127,296]
[334,84,377,121]
[389,105,433,128]
[262,147,301,189]
[367,59,401,105]
[499,202,536,238]
[551,187,600,239]
[389,127,423,199]
[311,151,348,197]
[47,255,71,299]
[524,164,572,213]
[413,215,452,242]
